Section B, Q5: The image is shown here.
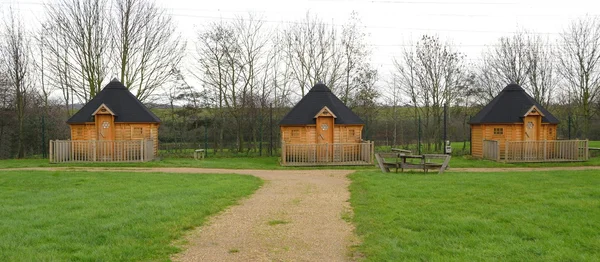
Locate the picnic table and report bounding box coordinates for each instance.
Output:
[375,152,451,174]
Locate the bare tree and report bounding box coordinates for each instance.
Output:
[44,0,111,102]
[393,35,467,149]
[283,12,343,96]
[340,11,369,104]
[558,17,600,138]
[526,34,557,108]
[476,31,529,102]
[113,0,185,102]
[475,30,557,105]
[0,8,33,158]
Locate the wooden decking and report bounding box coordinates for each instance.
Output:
[281,141,374,166]
[49,139,156,163]
[375,152,451,174]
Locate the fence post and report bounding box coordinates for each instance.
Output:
[140,139,144,162]
[281,141,286,165]
[49,140,53,163]
[544,140,547,161]
[585,139,589,161]
[496,141,500,162]
[371,141,375,164]
[504,140,509,162]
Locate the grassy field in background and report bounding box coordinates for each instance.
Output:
[0,170,262,261]
[349,170,600,261]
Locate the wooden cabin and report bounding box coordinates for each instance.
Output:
[50,79,160,163]
[469,83,586,162]
[279,82,373,166]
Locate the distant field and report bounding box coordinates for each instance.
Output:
[349,170,600,261]
[0,171,262,261]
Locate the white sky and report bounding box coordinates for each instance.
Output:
[156,0,599,71]
[3,0,600,101]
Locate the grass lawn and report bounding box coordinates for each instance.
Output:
[0,170,262,261]
[349,170,600,261]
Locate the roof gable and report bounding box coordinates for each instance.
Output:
[67,79,161,124]
[469,83,559,124]
[279,83,364,125]
[92,103,116,116]
[314,106,337,118]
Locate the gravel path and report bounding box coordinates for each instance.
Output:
[169,169,358,262]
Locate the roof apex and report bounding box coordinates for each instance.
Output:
[309,82,331,92]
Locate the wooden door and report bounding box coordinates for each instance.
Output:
[96,114,114,160]
[316,116,334,162]
[523,115,540,160]
[523,116,539,141]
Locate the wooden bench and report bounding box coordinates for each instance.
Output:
[375,152,451,174]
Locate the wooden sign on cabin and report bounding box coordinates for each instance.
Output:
[279,82,373,166]
[469,83,561,160]
[62,78,161,160]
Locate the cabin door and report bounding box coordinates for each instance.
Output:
[523,115,540,160]
[316,116,334,162]
[96,114,114,160]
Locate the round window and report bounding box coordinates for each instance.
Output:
[527,121,534,129]
[321,123,329,130]
[102,121,110,129]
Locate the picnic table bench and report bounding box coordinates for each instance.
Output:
[375,152,451,174]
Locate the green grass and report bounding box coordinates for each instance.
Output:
[267,220,290,226]
[0,170,262,261]
[349,170,600,261]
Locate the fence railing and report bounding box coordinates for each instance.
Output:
[504,140,588,162]
[281,141,374,166]
[483,139,500,161]
[49,139,155,163]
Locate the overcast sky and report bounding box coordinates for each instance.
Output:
[156,0,599,69]
[4,0,600,97]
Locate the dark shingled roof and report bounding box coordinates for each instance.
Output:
[66,79,161,123]
[469,83,559,124]
[279,83,364,125]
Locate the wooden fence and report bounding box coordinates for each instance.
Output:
[281,141,374,166]
[505,140,588,162]
[482,139,500,161]
[480,139,588,162]
[49,140,155,163]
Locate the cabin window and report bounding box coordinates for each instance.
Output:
[291,129,300,137]
[549,128,553,135]
[133,127,143,136]
[348,129,355,137]
[493,128,503,135]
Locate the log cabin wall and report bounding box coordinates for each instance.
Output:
[69,122,159,156]
[471,123,558,158]
[281,125,363,145]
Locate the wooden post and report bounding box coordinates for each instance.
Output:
[281,141,286,165]
[495,141,499,162]
[585,139,589,161]
[140,139,144,162]
[49,140,53,163]
[543,140,547,161]
[504,140,509,162]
